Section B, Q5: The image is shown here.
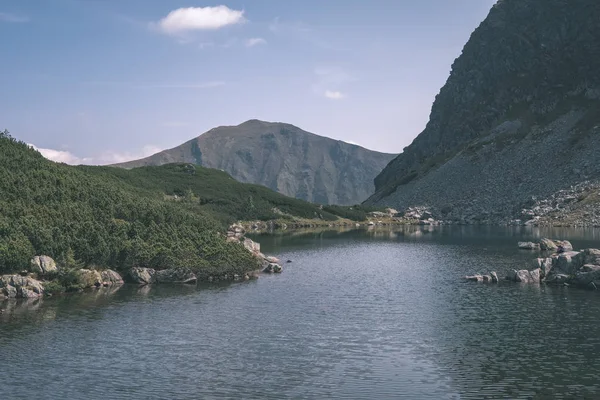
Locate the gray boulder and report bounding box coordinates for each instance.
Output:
[129,267,156,285]
[490,271,499,283]
[0,275,45,298]
[263,263,283,274]
[78,269,103,288]
[30,256,58,275]
[573,268,600,287]
[539,239,573,252]
[553,251,583,275]
[19,287,41,299]
[532,257,554,279]
[154,268,197,284]
[518,242,540,250]
[100,270,124,285]
[2,286,17,298]
[515,270,533,283]
[243,238,261,254]
[580,249,600,265]
[465,275,483,282]
[545,274,570,285]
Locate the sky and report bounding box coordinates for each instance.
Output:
[0,0,497,164]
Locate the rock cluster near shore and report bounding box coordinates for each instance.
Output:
[228,224,283,274]
[1,256,124,300]
[466,238,600,290]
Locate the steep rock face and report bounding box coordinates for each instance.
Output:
[115,120,396,205]
[368,0,600,222]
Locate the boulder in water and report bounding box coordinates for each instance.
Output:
[518,242,540,250]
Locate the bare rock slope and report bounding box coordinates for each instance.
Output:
[367,0,600,225]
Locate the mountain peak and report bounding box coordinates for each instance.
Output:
[114,121,397,205]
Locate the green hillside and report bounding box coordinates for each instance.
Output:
[0,130,370,276]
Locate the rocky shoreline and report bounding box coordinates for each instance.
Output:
[1,227,283,301]
[466,238,600,290]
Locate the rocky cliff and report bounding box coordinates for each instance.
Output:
[367,0,600,225]
[115,120,396,205]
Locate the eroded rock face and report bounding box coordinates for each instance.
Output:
[30,256,58,275]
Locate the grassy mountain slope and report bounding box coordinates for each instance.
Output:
[114,119,397,205]
[0,131,370,276]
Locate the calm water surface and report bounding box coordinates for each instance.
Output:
[2,226,600,399]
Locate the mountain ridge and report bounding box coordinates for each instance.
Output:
[114,119,397,206]
[367,0,600,224]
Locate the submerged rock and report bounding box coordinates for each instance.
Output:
[465,275,483,282]
[518,242,540,250]
[465,272,499,284]
[154,268,197,284]
[263,263,283,274]
[491,271,499,283]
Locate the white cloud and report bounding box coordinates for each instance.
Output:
[0,12,29,23]
[30,146,87,165]
[156,6,245,35]
[313,66,353,99]
[30,144,163,166]
[324,90,345,100]
[245,37,266,47]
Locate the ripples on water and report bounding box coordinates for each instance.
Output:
[2,226,600,399]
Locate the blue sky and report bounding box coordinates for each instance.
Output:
[1,0,496,164]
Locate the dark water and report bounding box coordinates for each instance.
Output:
[2,226,600,399]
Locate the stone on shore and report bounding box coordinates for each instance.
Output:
[30,256,58,275]
[243,238,261,254]
[100,270,124,285]
[129,267,156,285]
[78,269,103,288]
[0,274,45,298]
